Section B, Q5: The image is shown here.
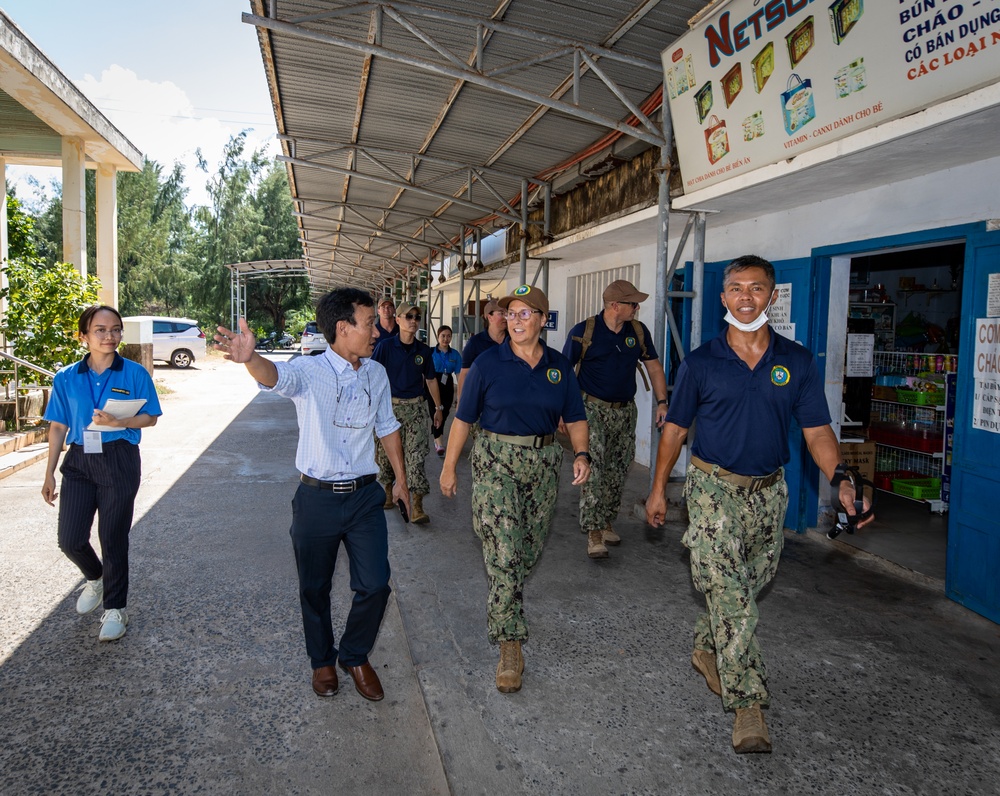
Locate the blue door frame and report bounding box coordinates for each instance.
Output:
[946,231,1000,624]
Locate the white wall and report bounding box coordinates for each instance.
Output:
[427,153,1000,473]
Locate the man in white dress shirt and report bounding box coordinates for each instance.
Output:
[216,287,408,702]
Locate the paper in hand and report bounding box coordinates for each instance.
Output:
[88,398,147,431]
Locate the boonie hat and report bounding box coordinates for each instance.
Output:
[483,298,503,316]
[499,284,550,315]
[603,279,648,303]
[395,302,419,318]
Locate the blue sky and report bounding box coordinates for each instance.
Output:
[3,0,278,208]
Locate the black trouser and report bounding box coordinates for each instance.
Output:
[426,377,454,440]
[57,441,142,610]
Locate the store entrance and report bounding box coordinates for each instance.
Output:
[838,242,963,581]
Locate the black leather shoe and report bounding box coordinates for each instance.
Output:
[339,661,384,701]
[312,665,339,697]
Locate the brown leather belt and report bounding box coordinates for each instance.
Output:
[391,396,424,405]
[300,473,377,493]
[482,431,555,449]
[690,455,782,494]
[581,392,632,410]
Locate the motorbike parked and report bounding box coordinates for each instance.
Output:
[257,330,295,352]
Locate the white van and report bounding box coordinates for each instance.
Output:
[124,316,206,368]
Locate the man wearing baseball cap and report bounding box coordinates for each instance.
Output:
[375,298,400,340]
[456,297,507,406]
[372,302,444,524]
[563,279,668,559]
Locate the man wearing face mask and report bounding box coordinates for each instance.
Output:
[645,255,871,755]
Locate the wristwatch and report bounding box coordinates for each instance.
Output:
[656,399,667,405]
[435,405,444,411]
[574,451,592,463]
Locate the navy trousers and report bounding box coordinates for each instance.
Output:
[57,441,142,610]
[289,479,391,670]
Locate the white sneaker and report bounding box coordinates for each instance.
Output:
[99,608,128,642]
[76,579,104,614]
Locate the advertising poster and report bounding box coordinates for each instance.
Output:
[663,0,1000,193]
[973,318,1000,433]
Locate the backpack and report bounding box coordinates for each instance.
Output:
[571,315,651,391]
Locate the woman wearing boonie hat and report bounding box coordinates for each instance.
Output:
[440,284,591,693]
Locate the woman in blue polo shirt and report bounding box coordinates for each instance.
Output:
[426,325,462,456]
[440,285,591,694]
[41,305,162,642]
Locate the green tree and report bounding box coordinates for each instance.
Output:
[2,194,100,379]
[189,133,308,333]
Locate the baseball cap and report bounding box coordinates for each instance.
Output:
[483,298,503,316]
[603,280,648,303]
[395,302,419,318]
[378,297,396,309]
[499,284,549,315]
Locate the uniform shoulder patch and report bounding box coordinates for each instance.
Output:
[547,368,562,384]
[771,365,791,386]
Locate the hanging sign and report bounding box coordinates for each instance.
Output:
[663,0,1000,193]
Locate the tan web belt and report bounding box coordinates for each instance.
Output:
[581,392,632,409]
[482,431,555,449]
[690,455,782,493]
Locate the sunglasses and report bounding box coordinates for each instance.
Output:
[403,313,421,321]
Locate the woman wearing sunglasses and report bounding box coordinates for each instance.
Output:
[372,302,444,524]
[440,285,590,693]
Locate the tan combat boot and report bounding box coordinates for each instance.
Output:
[732,704,772,754]
[411,493,430,524]
[691,649,722,696]
[383,483,395,509]
[602,523,621,546]
[495,640,524,693]
[587,529,609,558]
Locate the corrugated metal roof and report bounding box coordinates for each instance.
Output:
[245,0,711,296]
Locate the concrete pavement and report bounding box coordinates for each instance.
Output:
[1,352,999,795]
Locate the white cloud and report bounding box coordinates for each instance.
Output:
[8,65,279,211]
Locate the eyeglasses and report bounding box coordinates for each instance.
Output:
[505,309,542,321]
[89,327,123,338]
[618,301,640,309]
[402,313,421,321]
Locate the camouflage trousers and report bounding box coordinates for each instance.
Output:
[471,433,562,643]
[682,465,788,710]
[377,398,430,495]
[579,399,637,533]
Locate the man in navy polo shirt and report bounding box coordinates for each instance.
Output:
[374,298,400,340]
[645,255,871,755]
[372,302,444,524]
[455,297,507,405]
[563,279,669,559]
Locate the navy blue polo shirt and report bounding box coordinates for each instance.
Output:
[461,329,503,369]
[45,353,162,445]
[375,320,400,339]
[666,330,831,476]
[456,340,587,436]
[563,314,659,402]
[372,335,436,399]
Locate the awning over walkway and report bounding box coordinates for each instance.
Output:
[244,0,709,297]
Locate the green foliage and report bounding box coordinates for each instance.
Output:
[7,134,311,348]
[1,258,100,380]
[5,196,38,261]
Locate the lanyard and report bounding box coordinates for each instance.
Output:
[87,364,114,414]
